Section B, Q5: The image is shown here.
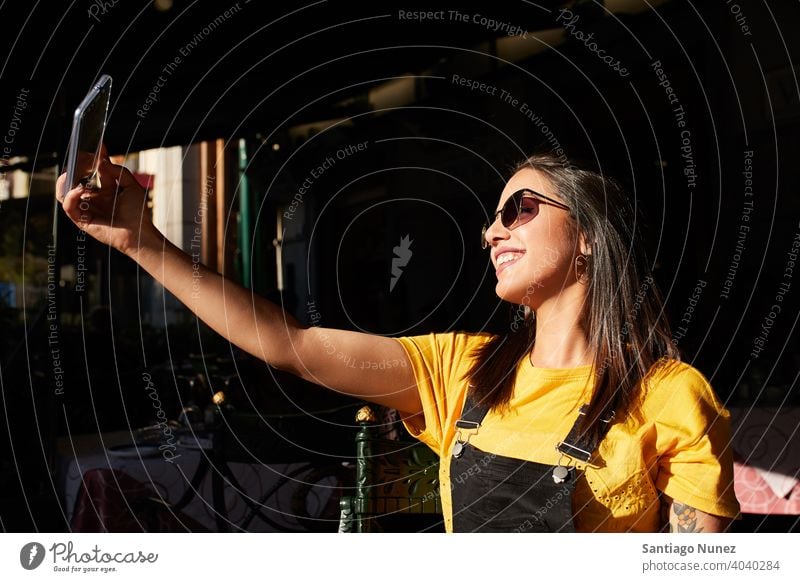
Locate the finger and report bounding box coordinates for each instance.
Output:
[98,155,139,189]
[57,182,83,205]
[92,156,120,194]
[55,173,67,201]
[95,157,116,194]
[62,185,90,223]
[62,184,85,204]
[77,189,100,201]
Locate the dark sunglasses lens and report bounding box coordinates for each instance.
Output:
[501,192,539,228]
[500,194,519,228]
[516,196,540,227]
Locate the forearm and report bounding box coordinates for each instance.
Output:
[661,494,732,533]
[118,226,421,414]
[128,228,301,371]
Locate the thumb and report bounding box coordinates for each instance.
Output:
[97,155,139,190]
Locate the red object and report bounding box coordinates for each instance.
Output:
[730,407,800,515]
[733,462,800,515]
[132,172,154,190]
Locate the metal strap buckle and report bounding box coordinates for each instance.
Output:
[452,419,481,459]
[601,410,616,423]
[555,441,593,463]
[454,419,480,430]
[552,453,574,484]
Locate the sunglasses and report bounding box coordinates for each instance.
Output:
[481,188,571,249]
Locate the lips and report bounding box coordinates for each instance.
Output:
[494,249,525,275]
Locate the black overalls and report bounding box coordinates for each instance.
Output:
[450,393,612,532]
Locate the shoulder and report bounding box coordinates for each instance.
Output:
[645,358,710,387]
[637,358,727,418]
[394,330,497,357]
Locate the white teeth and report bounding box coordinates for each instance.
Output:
[497,253,521,266]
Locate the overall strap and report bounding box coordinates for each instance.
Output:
[556,404,615,463]
[451,392,490,458]
[454,392,490,431]
[454,391,614,464]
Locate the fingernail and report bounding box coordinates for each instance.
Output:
[80,193,91,200]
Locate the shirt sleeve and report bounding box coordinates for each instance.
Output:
[647,362,741,518]
[392,332,490,455]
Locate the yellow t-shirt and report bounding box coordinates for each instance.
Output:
[395,331,740,532]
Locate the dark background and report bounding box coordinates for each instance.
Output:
[0,0,798,532]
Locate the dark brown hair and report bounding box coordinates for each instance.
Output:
[464,153,680,441]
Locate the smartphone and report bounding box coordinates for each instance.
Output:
[65,74,112,191]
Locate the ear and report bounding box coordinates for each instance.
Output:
[578,230,592,256]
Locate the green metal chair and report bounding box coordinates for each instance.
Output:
[339,406,443,532]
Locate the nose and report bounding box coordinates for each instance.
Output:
[483,215,509,249]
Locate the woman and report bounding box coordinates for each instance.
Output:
[56,151,739,533]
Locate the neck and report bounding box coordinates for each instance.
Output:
[529,284,594,369]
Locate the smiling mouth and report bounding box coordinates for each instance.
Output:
[495,252,525,274]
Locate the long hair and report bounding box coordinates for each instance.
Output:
[463,153,680,441]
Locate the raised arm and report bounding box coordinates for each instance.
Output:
[56,154,422,414]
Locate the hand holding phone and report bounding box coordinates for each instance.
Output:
[65,74,112,191]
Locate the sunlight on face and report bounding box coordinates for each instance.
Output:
[485,168,582,307]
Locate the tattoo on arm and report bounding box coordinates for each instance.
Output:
[672,502,704,533]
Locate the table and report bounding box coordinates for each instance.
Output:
[56,430,354,532]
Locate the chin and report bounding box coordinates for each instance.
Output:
[494,278,531,306]
[494,264,563,308]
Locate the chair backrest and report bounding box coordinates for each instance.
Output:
[339,406,443,533]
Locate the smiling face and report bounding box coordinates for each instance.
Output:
[484,167,588,307]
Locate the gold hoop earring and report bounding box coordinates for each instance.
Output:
[575,254,590,283]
